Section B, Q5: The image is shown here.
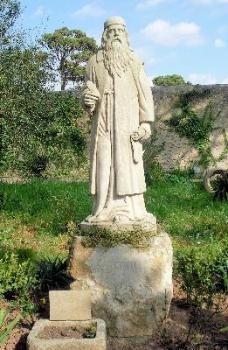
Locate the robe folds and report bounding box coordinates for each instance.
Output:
[86,49,155,196]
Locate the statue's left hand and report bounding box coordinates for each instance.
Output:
[131,123,151,142]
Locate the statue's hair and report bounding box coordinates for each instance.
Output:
[101,26,130,48]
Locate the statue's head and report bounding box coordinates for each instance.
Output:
[102,16,132,77]
[102,16,129,48]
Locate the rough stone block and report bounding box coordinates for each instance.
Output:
[69,232,173,337]
[27,319,106,350]
[49,290,91,321]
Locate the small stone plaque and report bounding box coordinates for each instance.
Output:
[49,290,91,321]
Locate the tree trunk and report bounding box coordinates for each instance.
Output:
[61,76,67,91]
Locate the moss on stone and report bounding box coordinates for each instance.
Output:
[81,225,159,249]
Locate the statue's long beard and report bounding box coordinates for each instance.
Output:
[103,40,133,77]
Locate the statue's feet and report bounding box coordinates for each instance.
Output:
[85,209,111,223]
[112,214,132,223]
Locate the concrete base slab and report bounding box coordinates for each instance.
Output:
[80,215,157,234]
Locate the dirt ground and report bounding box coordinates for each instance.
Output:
[1,282,228,350]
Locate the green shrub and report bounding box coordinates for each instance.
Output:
[26,153,49,177]
[153,74,187,86]
[169,108,211,143]
[0,191,6,210]
[175,242,228,307]
[37,256,72,292]
[145,161,166,185]
[0,252,38,310]
[0,47,86,177]
[168,98,216,167]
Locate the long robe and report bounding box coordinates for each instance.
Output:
[86,49,155,201]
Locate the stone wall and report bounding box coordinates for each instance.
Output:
[150,84,228,171]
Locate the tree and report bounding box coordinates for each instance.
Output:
[153,74,189,86]
[40,27,98,90]
[0,0,20,46]
[0,48,51,165]
[0,46,86,176]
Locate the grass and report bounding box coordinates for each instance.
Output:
[145,172,228,247]
[0,181,91,259]
[0,174,227,258]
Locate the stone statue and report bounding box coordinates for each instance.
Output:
[81,16,156,226]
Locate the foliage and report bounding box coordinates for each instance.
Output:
[0,308,21,346]
[0,50,86,176]
[26,153,49,177]
[153,74,188,86]
[0,191,6,210]
[0,0,20,47]
[169,103,213,144]
[37,256,72,292]
[144,129,166,186]
[178,88,211,105]
[0,47,51,172]
[213,170,228,201]
[168,89,218,167]
[204,169,228,201]
[0,252,38,311]
[145,161,166,186]
[0,21,88,178]
[175,242,228,307]
[40,27,98,90]
[83,324,96,339]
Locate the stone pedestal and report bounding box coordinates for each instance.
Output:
[69,231,173,337]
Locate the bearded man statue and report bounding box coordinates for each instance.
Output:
[81,16,156,227]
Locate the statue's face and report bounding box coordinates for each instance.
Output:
[106,24,126,44]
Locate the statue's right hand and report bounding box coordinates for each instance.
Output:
[83,91,99,107]
[82,81,100,113]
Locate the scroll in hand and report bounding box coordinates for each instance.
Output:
[82,81,100,115]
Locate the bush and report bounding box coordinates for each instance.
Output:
[169,108,211,143]
[175,242,228,307]
[37,256,72,292]
[0,47,86,177]
[145,161,166,186]
[0,191,6,210]
[153,74,188,86]
[0,252,38,311]
[26,153,49,177]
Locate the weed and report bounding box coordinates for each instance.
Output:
[37,256,72,292]
[0,308,21,346]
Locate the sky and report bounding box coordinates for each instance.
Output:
[19,0,228,85]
